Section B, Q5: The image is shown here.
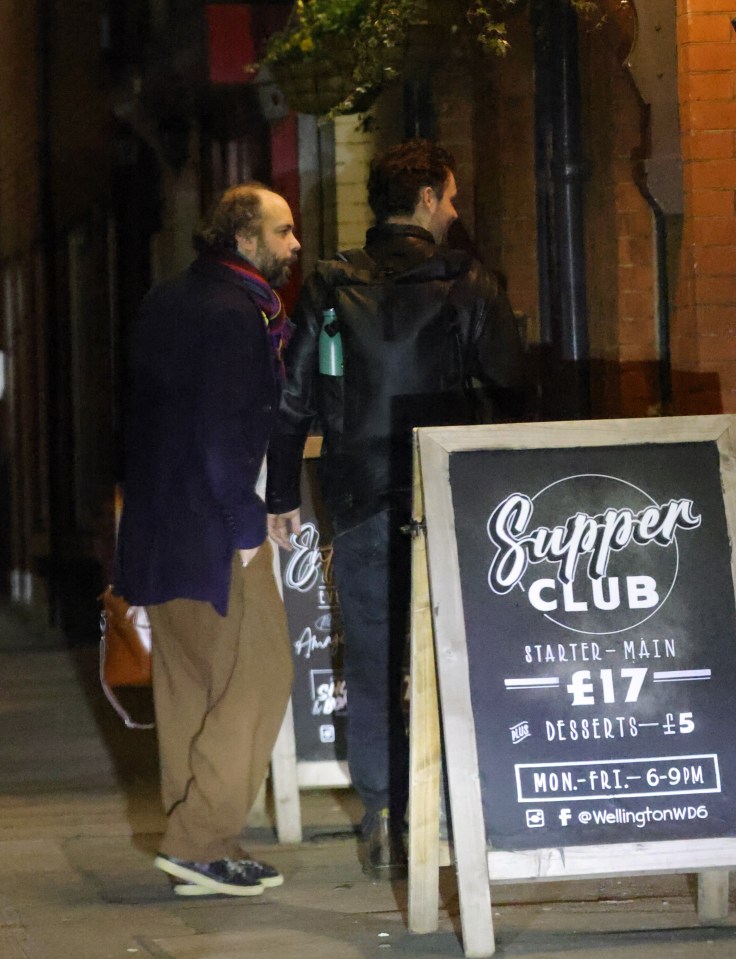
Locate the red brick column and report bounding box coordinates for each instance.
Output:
[674,1,736,413]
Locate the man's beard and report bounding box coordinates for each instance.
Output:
[257,248,293,289]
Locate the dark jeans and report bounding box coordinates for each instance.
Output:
[331,508,411,833]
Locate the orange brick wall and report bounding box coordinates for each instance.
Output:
[580,9,659,417]
[674,0,736,413]
[432,9,538,332]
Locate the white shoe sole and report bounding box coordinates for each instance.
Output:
[154,856,264,897]
[260,875,283,888]
[173,882,219,896]
[173,874,283,895]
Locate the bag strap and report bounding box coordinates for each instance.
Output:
[98,610,155,731]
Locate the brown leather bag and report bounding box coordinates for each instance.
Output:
[98,586,154,728]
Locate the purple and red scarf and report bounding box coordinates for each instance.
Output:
[217,253,293,378]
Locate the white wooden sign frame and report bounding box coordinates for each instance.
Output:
[409,415,736,958]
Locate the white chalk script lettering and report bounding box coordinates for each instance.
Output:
[487,493,701,594]
[284,522,334,592]
[294,626,340,659]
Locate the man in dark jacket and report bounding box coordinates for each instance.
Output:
[115,182,300,896]
[266,139,526,877]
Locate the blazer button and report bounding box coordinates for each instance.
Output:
[263,403,273,412]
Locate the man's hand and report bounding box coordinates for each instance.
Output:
[268,508,302,551]
[238,545,261,568]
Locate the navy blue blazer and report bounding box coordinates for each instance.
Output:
[115,254,278,616]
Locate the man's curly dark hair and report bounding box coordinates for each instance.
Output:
[367,138,456,223]
[194,182,270,254]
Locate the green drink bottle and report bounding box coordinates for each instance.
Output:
[319,308,343,376]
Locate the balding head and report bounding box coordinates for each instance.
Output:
[196,182,271,254]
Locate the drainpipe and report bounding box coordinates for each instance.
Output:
[551,0,590,417]
[532,0,554,347]
[403,79,435,139]
[653,204,672,409]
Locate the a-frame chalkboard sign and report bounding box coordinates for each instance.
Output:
[408,415,736,957]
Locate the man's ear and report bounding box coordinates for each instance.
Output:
[412,186,437,232]
[235,231,257,259]
[418,185,437,212]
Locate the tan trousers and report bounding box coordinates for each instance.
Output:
[146,542,293,862]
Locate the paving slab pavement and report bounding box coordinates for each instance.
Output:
[1,607,736,958]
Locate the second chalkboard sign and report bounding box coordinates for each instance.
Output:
[278,455,347,766]
[268,441,351,845]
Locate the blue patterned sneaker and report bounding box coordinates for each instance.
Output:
[155,854,264,896]
[170,858,284,895]
[235,857,284,888]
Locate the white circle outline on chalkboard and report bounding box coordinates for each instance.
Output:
[521,472,679,637]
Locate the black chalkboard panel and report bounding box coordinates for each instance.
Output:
[277,458,347,764]
[449,440,736,851]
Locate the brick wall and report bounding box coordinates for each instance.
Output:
[434,61,478,242]
[674,1,736,413]
[333,115,376,251]
[473,11,538,331]
[431,9,538,329]
[581,9,659,417]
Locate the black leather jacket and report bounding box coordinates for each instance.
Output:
[267,223,526,533]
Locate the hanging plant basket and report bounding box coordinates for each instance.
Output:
[272,60,354,116]
[271,37,375,117]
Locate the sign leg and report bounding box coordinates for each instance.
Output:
[270,698,303,843]
[408,522,442,933]
[697,869,729,921]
